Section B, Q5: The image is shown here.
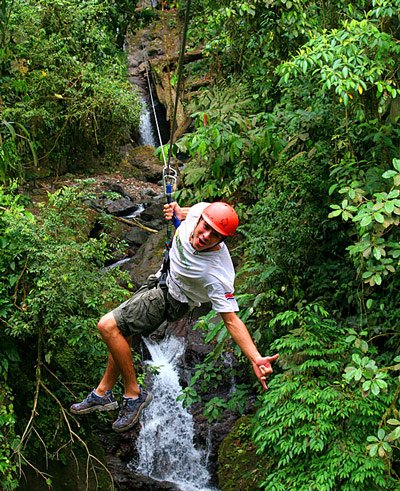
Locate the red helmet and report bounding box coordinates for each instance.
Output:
[202,202,239,237]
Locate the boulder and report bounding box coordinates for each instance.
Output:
[125,146,164,183]
[106,197,141,216]
[126,230,166,288]
[125,228,150,247]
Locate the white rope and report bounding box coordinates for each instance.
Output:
[144,61,168,167]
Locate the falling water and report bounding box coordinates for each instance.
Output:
[131,336,216,491]
[138,98,157,147]
[125,203,145,219]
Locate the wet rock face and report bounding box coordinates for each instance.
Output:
[86,179,166,270]
[106,197,142,216]
[122,146,164,184]
[99,429,181,490]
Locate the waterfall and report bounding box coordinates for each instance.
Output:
[130,336,216,491]
[138,97,157,147]
[125,203,145,219]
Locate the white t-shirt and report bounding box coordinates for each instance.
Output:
[167,202,239,313]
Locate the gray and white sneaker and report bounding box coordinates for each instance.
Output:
[70,389,119,414]
[112,389,153,433]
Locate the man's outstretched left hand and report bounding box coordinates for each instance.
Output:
[253,354,280,390]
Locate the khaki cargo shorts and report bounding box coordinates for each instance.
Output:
[112,278,191,337]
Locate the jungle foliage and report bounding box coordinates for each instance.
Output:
[0,0,142,181]
[175,0,400,489]
[0,181,132,489]
[1,0,400,489]
[0,0,146,487]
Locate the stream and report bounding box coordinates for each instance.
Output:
[131,336,216,491]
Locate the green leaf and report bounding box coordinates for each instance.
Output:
[328,184,338,195]
[362,270,374,279]
[369,444,378,457]
[382,442,392,453]
[393,158,400,172]
[371,382,380,395]
[388,426,400,442]
[362,380,371,391]
[328,209,342,218]
[373,247,381,260]
[382,170,398,179]
[378,429,385,440]
[375,378,387,389]
[354,368,363,381]
[373,212,384,224]
[342,211,352,221]
[384,201,395,213]
[360,215,372,227]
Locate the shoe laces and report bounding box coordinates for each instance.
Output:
[118,398,131,416]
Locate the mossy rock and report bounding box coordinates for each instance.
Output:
[218,415,272,491]
[124,145,163,184]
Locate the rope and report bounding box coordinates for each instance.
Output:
[144,61,167,166]
[142,0,192,174]
[166,0,192,170]
[141,1,192,241]
[163,0,192,234]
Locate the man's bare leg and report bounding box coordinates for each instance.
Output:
[97,312,139,399]
[95,335,132,395]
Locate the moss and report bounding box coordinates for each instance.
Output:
[218,415,272,491]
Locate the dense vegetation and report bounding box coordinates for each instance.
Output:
[1,0,142,489]
[176,0,400,489]
[0,0,142,181]
[1,0,400,490]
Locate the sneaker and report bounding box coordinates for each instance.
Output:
[112,389,153,433]
[70,389,119,414]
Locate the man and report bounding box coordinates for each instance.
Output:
[70,201,279,432]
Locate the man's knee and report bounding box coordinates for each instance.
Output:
[98,312,119,339]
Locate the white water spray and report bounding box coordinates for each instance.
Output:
[138,98,157,147]
[131,336,216,491]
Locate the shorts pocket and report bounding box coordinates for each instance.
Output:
[145,287,166,330]
[166,292,190,322]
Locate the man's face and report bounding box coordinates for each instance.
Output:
[191,217,225,251]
